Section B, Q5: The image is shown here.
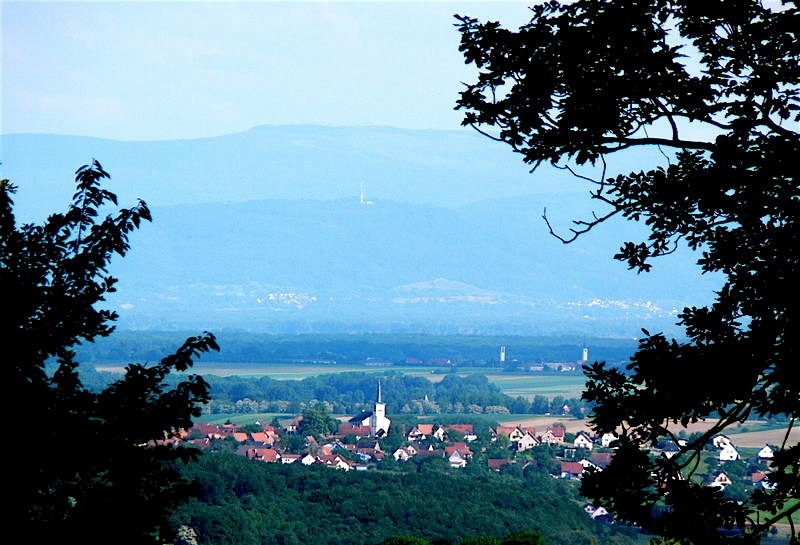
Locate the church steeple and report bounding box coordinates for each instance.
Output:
[369,379,390,437]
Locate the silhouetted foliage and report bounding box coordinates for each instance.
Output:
[457,1,799,544]
[3,161,218,544]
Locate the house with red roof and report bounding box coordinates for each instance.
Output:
[246,448,280,463]
[560,461,584,479]
[447,424,476,441]
[541,426,566,445]
[590,451,614,468]
[407,423,435,441]
[281,453,302,464]
[494,425,519,440]
[221,423,243,436]
[250,432,272,444]
[488,459,514,472]
[445,442,473,458]
[317,454,354,470]
[338,423,372,438]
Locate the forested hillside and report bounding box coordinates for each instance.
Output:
[172,451,643,545]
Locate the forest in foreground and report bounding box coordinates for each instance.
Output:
[171,449,645,545]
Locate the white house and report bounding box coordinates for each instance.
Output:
[578,458,599,471]
[573,431,594,450]
[584,504,610,520]
[280,453,302,464]
[300,453,317,465]
[393,446,417,461]
[318,454,353,471]
[712,434,732,449]
[709,471,732,489]
[432,425,447,442]
[516,431,540,453]
[541,426,566,445]
[758,445,774,460]
[719,443,740,462]
[600,432,619,448]
[448,450,468,468]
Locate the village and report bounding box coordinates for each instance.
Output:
[171,381,782,520]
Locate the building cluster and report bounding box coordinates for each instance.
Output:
[172,383,781,508]
[703,435,779,492]
[150,380,787,538]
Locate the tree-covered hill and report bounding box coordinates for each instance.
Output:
[172,451,643,545]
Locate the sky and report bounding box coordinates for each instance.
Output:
[2,1,536,141]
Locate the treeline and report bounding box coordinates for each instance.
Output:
[171,450,643,545]
[71,365,590,416]
[203,372,592,417]
[74,330,637,365]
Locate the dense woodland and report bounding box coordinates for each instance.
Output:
[73,331,638,366]
[206,372,591,417]
[171,450,644,545]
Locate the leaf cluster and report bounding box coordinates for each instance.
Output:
[3,161,219,545]
[456,1,799,543]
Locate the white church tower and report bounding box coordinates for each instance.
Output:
[369,380,391,437]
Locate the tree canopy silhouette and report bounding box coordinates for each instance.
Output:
[456,1,799,544]
[2,161,218,545]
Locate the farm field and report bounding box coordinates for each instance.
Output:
[483,373,586,399]
[726,426,799,448]
[499,415,592,434]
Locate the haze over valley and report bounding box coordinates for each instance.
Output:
[3,126,720,336]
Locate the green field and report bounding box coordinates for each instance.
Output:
[481,373,586,399]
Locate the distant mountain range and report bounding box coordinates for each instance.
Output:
[1,125,721,336]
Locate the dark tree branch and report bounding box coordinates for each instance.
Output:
[602,136,716,152]
[543,206,620,244]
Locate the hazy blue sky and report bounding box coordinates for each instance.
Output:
[2,1,535,141]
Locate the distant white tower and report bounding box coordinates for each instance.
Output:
[500,346,506,363]
[582,347,589,362]
[360,182,374,205]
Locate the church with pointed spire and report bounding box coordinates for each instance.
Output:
[348,380,391,437]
